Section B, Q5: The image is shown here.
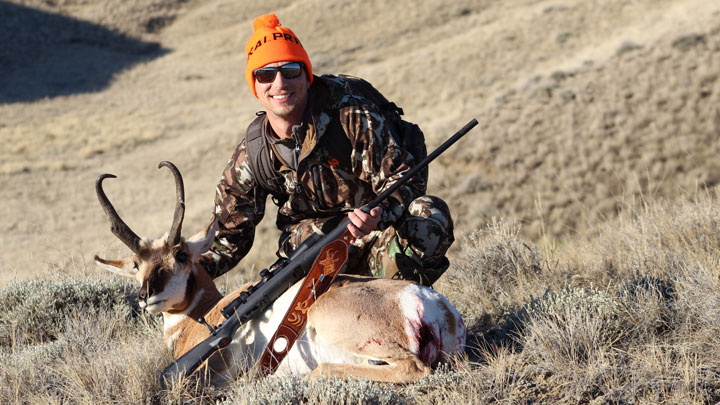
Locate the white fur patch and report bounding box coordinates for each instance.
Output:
[162,289,205,348]
[228,281,303,368]
[184,288,205,314]
[163,312,185,333]
[398,284,424,354]
[166,329,182,349]
[145,272,189,313]
[397,284,466,357]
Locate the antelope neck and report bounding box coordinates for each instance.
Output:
[168,270,222,318]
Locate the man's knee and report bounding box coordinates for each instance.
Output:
[380,195,455,286]
[401,195,454,260]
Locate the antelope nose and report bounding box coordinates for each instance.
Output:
[138,283,154,302]
[139,280,157,302]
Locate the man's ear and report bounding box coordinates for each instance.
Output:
[95,255,138,278]
[186,215,219,259]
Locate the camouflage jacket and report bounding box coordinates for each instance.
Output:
[201,75,426,278]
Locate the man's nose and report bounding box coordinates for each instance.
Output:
[271,71,287,87]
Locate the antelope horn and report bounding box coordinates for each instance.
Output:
[96,173,142,254]
[158,161,185,246]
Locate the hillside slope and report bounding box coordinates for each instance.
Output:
[1,0,719,282]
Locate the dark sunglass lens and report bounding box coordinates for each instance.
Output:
[254,68,277,84]
[280,63,302,79]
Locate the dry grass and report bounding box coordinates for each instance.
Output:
[3,193,720,403]
[3,0,720,403]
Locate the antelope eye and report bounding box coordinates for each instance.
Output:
[175,251,188,263]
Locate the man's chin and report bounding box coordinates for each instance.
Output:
[269,106,300,120]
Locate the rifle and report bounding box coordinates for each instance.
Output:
[159,118,479,386]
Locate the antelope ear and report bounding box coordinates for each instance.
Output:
[186,216,218,259]
[95,255,138,278]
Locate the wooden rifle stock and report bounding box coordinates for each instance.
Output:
[257,227,353,374]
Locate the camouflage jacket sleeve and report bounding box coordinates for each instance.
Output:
[199,140,267,278]
[338,103,426,228]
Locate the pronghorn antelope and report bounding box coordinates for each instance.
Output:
[95,162,466,385]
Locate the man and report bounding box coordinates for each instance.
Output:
[200,13,454,286]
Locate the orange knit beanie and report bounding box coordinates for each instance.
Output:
[244,13,313,98]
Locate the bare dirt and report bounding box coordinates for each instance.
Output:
[2,0,719,284]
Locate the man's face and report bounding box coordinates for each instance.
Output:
[255,61,310,124]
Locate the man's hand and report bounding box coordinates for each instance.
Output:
[347,206,383,239]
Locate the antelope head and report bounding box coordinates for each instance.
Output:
[94,162,218,314]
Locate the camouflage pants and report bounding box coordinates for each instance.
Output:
[277,195,454,286]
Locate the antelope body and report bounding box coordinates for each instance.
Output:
[95,162,466,385]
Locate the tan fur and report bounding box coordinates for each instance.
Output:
[442,306,457,339]
[308,356,430,383]
[308,276,412,360]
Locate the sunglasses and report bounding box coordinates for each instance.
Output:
[253,62,305,84]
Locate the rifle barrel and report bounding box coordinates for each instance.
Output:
[364,118,478,212]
